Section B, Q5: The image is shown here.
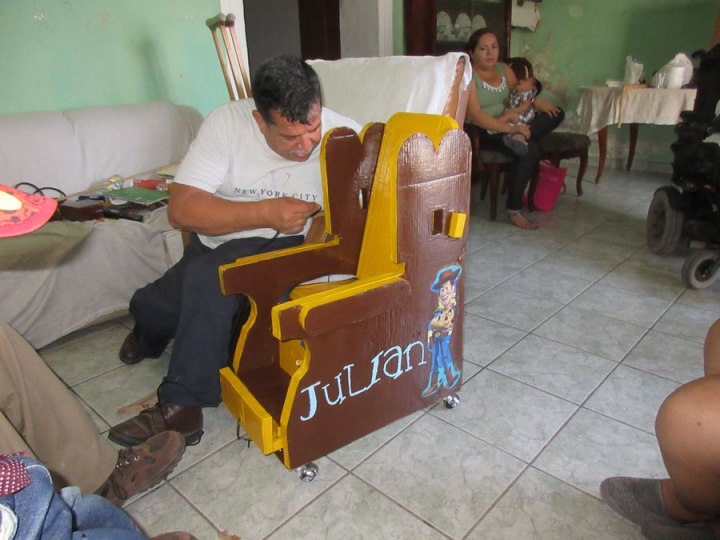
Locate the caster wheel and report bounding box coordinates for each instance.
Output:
[681,250,720,289]
[647,187,683,255]
[298,462,319,482]
[443,394,460,409]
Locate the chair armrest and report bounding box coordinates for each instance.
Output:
[273,273,411,340]
[219,237,350,299]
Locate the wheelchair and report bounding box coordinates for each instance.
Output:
[647,45,720,289]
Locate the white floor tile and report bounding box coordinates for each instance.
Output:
[39,166,718,539]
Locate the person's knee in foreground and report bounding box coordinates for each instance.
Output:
[0,318,187,509]
[110,55,360,448]
[0,189,195,538]
[600,319,720,540]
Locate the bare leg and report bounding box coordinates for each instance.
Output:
[601,320,720,537]
[704,319,720,375]
[655,319,720,534]
[656,375,720,524]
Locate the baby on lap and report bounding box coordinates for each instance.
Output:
[491,76,541,156]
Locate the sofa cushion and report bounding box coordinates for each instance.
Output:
[0,101,203,197]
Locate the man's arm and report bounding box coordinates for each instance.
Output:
[168,183,320,236]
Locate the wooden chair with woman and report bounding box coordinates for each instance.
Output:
[506,56,591,202]
[463,29,565,228]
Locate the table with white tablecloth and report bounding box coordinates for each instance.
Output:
[576,86,697,182]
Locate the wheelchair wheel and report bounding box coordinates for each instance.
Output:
[681,250,720,289]
[647,187,683,255]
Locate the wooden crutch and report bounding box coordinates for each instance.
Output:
[206,12,252,100]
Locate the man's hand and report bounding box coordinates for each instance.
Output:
[262,197,320,234]
[168,183,321,236]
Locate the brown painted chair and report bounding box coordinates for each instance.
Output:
[218,113,471,472]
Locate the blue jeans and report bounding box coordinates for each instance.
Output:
[130,233,304,407]
[0,457,146,539]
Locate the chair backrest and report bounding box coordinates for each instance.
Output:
[356,113,465,279]
[206,12,252,101]
[314,122,384,272]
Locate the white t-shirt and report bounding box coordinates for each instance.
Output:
[174,99,361,249]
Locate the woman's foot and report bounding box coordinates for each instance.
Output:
[502,133,529,156]
[508,210,539,229]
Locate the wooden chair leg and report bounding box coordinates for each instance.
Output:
[480,171,489,201]
[576,151,588,197]
[489,165,500,220]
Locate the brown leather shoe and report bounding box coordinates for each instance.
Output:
[119,331,145,365]
[96,431,185,507]
[109,402,204,447]
[151,533,198,540]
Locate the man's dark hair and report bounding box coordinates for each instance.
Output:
[252,55,323,125]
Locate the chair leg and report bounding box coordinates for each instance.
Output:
[576,151,588,197]
[489,165,500,221]
[480,171,489,201]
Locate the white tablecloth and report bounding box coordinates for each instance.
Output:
[576,86,697,135]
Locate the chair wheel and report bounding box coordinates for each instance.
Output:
[443,394,460,409]
[647,187,683,255]
[298,462,319,482]
[681,250,720,289]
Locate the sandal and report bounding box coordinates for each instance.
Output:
[508,210,539,230]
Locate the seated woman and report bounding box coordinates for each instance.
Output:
[464,29,564,229]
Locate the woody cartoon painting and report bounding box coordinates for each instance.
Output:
[422,264,462,398]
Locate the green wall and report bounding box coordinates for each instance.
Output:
[2,0,717,167]
[394,0,718,167]
[0,0,227,116]
[511,0,717,165]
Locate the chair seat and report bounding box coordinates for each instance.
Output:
[539,132,590,154]
[531,132,591,202]
[477,149,515,164]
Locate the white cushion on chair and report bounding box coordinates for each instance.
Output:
[309,53,471,126]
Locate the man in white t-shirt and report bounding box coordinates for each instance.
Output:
[109,56,360,447]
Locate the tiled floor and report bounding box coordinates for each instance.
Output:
[40,164,720,539]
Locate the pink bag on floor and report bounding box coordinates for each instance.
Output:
[524,160,567,212]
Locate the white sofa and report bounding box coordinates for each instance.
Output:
[0,101,203,348]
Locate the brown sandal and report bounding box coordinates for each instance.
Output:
[509,211,539,230]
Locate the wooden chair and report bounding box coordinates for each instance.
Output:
[507,57,591,203]
[464,123,513,221]
[462,58,534,221]
[218,113,471,471]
